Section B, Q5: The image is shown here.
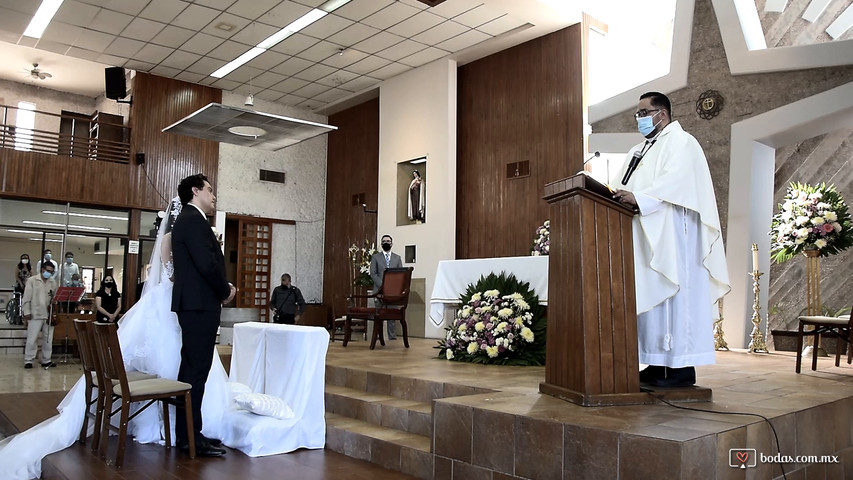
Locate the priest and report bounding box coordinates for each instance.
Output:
[611,92,730,388]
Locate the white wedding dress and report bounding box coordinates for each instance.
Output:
[0,197,231,479]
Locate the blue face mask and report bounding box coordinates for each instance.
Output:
[44,253,52,261]
[66,257,73,264]
[42,271,52,279]
[636,111,662,137]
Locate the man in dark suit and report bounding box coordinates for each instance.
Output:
[369,234,403,339]
[171,173,235,457]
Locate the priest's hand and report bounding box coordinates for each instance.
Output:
[613,189,637,208]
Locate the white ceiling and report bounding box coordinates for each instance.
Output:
[0,0,580,112]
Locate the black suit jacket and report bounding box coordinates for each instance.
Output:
[171,205,231,312]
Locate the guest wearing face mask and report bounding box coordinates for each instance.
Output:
[369,235,403,340]
[610,92,729,388]
[61,252,80,287]
[95,276,122,323]
[269,273,306,324]
[22,262,58,368]
[15,254,32,294]
[35,249,58,279]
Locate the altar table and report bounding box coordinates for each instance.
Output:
[223,322,329,456]
[429,256,549,327]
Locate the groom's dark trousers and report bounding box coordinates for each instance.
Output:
[175,310,219,445]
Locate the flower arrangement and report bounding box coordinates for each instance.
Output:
[769,182,853,262]
[530,220,550,256]
[348,241,376,288]
[436,272,546,366]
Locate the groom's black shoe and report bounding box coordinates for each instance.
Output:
[180,439,226,457]
[651,367,696,388]
[199,434,222,447]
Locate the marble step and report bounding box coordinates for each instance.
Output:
[325,364,496,404]
[325,412,433,480]
[325,384,432,437]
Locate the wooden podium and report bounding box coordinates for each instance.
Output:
[539,173,652,406]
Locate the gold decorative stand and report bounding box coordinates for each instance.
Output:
[714,298,729,351]
[748,244,768,353]
[802,248,827,357]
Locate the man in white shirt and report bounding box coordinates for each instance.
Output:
[612,92,730,388]
[22,262,58,369]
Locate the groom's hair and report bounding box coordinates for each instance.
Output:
[178,173,209,206]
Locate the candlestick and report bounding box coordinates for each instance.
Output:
[752,243,759,273]
[747,270,768,353]
[714,297,729,351]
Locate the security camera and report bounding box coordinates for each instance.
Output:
[244,94,254,106]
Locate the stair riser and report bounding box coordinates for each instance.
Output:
[325,390,432,437]
[326,424,433,480]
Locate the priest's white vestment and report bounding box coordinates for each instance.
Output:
[613,121,730,367]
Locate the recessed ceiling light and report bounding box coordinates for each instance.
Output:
[42,210,128,221]
[23,0,64,39]
[215,22,236,32]
[22,220,110,231]
[228,126,267,139]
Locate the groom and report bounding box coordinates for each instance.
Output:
[171,173,235,457]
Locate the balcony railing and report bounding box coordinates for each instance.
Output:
[0,104,131,164]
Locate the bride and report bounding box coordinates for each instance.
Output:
[0,196,230,479]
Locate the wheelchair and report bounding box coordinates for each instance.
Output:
[5,290,23,325]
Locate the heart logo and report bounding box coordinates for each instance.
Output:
[736,451,749,464]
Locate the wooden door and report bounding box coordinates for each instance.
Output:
[235,218,272,321]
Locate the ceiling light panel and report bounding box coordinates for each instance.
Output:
[24,0,65,38]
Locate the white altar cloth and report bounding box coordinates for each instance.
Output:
[224,322,329,457]
[429,256,549,327]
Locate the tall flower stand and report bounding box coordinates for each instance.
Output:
[802,249,828,357]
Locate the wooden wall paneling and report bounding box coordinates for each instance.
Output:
[1,73,221,213]
[323,99,379,319]
[128,72,221,211]
[457,25,584,259]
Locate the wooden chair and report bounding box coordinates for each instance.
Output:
[796,308,852,373]
[91,322,195,467]
[343,267,413,350]
[72,319,154,451]
[331,293,366,342]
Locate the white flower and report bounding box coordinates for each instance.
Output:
[814,239,827,249]
[825,211,838,222]
[516,299,530,310]
[833,222,842,232]
[485,346,499,358]
[484,289,500,298]
[795,227,810,238]
[467,342,478,354]
[475,322,485,332]
[532,251,540,256]
[497,308,513,318]
[458,324,467,332]
[521,327,534,342]
[544,220,550,227]
[812,217,826,225]
[795,216,810,225]
[445,349,454,360]
[471,292,482,301]
[495,322,508,333]
[809,192,823,200]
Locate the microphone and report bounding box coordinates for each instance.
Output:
[621,151,643,185]
[582,151,600,166]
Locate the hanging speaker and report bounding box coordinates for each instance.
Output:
[105,67,127,100]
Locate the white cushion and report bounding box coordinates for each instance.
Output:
[234,393,294,420]
[226,382,253,404]
[798,315,851,325]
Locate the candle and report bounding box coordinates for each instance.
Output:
[752,244,759,272]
